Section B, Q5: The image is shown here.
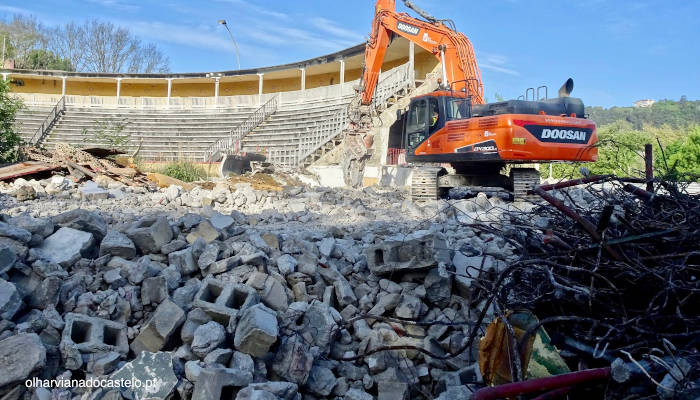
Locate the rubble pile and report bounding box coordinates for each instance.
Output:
[0,165,530,400]
[0,160,698,399]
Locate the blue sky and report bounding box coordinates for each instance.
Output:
[2,0,698,107]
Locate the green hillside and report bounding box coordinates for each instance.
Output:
[543,98,699,181]
[586,99,700,129]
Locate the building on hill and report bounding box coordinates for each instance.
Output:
[634,99,655,108]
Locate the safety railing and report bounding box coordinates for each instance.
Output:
[204,95,278,162]
[28,96,65,145]
[372,62,414,108]
[265,62,414,167]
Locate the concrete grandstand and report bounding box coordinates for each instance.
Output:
[4,38,440,183]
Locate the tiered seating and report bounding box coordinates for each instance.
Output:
[43,106,257,160]
[241,95,353,158]
[13,105,55,143]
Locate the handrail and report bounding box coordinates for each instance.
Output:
[204,95,278,162]
[266,63,414,167]
[28,96,65,145]
[372,63,412,108]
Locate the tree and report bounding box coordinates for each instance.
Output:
[1,15,170,73]
[47,19,169,73]
[0,79,24,162]
[660,126,700,180]
[15,49,73,71]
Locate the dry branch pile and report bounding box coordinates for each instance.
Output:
[468,176,700,397]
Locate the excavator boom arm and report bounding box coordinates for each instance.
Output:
[361,0,484,105]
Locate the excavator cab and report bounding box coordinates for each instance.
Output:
[403,92,471,153]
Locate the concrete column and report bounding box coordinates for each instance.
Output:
[61,76,66,96]
[257,73,264,105]
[409,41,415,86]
[339,59,345,85]
[214,77,220,107]
[300,68,306,93]
[116,78,122,105]
[167,78,172,107]
[1,73,7,81]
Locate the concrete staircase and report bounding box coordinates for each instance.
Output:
[242,96,353,166]
[13,105,56,143]
[253,62,416,167]
[43,106,257,160]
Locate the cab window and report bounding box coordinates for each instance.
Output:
[429,97,440,133]
[446,98,471,120]
[406,99,427,133]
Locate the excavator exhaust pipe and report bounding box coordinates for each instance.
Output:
[558,78,574,97]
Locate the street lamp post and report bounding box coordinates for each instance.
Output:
[217,19,241,70]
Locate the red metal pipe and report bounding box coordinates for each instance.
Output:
[534,187,621,260]
[623,184,655,202]
[470,367,611,400]
[534,175,611,192]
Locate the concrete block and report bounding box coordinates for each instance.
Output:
[193,278,259,327]
[62,313,128,354]
[234,303,278,358]
[192,367,253,400]
[99,230,136,259]
[131,299,185,354]
[126,216,173,254]
[366,232,445,275]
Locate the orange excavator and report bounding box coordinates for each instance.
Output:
[344,0,598,200]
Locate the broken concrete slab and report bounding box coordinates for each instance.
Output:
[7,214,54,238]
[246,272,288,312]
[169,246,198,275]
[99,230,137,259]
[126,216,173,254]
[377,381,409,400]
[0,221,32,243]
[186,220,220,244]
[110,351,178,400]
[131,299,185,354]
[0,278,22,320]
[80,180,110,200]
[52,208,108,241]
[191,321,226,358]
[33,227,94,267]
[0,333,46,387]
[0,245,16,274]
[276,254,297,275]
[209,213,235,231]
[271,335,316,384]
[305,364,337,396]
[234,303,278,358]
[141,275,168,305]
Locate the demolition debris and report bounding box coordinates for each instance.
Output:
[0,145,698,399]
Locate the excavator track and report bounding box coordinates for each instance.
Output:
[511,168,541,202]
[410,167,444,201]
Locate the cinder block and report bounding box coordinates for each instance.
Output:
[192,278,259,326]
[366,233,446,275]
[62,313,128,355]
